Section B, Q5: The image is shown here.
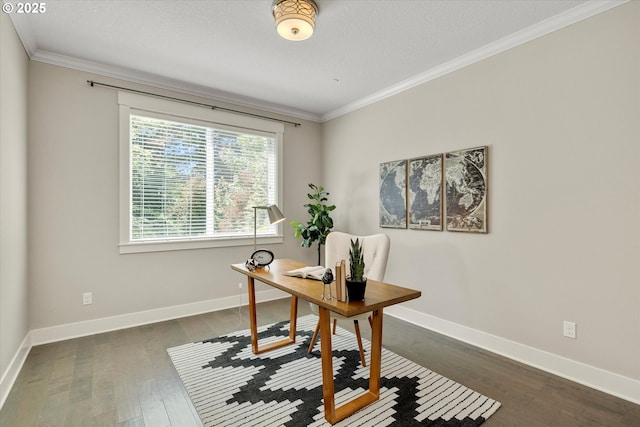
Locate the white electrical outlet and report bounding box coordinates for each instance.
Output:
[238,282,243,289]
[83,292,93,305]
[563,321,576,339]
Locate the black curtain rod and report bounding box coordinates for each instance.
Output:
[86,80,301,127]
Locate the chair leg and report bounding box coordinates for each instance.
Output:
[308,319,321,354]
[353,320,367,367]
[332,318,337,334]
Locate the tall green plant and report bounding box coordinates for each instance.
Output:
[349,238,365,281]
[291,183,336,265]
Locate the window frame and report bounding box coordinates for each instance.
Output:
[118,92,284,254]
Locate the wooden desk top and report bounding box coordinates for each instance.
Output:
[231,258,421,317]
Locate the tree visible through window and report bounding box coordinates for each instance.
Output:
[129,113,278,243]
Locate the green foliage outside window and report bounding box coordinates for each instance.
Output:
[130,115,276,241]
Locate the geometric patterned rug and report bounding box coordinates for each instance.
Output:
[167,315,500,426]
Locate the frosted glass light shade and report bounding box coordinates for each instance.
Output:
[273,0,318,41]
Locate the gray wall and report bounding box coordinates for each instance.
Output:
[322,2,639,382]
[26,63,322,330]
[0,12,30,391]
[2,1,638,404]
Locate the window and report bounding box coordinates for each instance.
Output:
[119,92,284,253]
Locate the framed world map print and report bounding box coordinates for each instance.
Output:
[379,160,407,228]
[408,154,443,230]
[445,146,488,233]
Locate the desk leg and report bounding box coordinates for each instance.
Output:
[247,276,299,355]
[247,276,259,354]
[368,308,383,396]
[319,306,335,422]
[289,293,298,341]
[321,307,384,425]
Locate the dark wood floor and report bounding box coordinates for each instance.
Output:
[1,298,638,426]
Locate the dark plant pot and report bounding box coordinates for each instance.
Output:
[346,278,367,301]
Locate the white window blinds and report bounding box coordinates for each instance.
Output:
[119,92,283,253]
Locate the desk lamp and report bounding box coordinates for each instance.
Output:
[248,204,285,269]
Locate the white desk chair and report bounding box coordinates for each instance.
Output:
[307,231,390,367]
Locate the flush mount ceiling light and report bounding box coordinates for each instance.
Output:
[272,0,319,41]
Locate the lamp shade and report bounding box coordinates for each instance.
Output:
[253,204,286,251]
[265,204,286,224]
[272,0,318,41]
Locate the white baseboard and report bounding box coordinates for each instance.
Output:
[4,292,638,410]
[385,305,640,405]
[29,288,287,345]
[0,288,286,409]
[0,333,31,410]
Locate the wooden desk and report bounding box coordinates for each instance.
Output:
[231,258,421,425]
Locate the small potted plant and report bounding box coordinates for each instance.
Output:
[346,238,367,301]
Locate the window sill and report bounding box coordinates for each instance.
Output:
[119,235,284,254]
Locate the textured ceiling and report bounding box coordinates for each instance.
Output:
[9,0,622,121]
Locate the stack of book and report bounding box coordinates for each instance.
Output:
[334,260,347,302]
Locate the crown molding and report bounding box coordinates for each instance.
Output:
[9,0,627,124]
[8,13,36,57]
[321,0,629,122]
[28,50,322,123]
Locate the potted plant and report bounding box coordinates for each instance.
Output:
[291,183,335,265]
[346,238,367,301]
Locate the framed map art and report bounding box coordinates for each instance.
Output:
[408,154,443,230]
[379,160,407,228]
[445,146,488,233]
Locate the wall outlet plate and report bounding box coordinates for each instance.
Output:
[563,321,576,339]
[83,292,92,305]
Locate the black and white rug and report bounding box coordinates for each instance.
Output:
[168,315,500,426]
